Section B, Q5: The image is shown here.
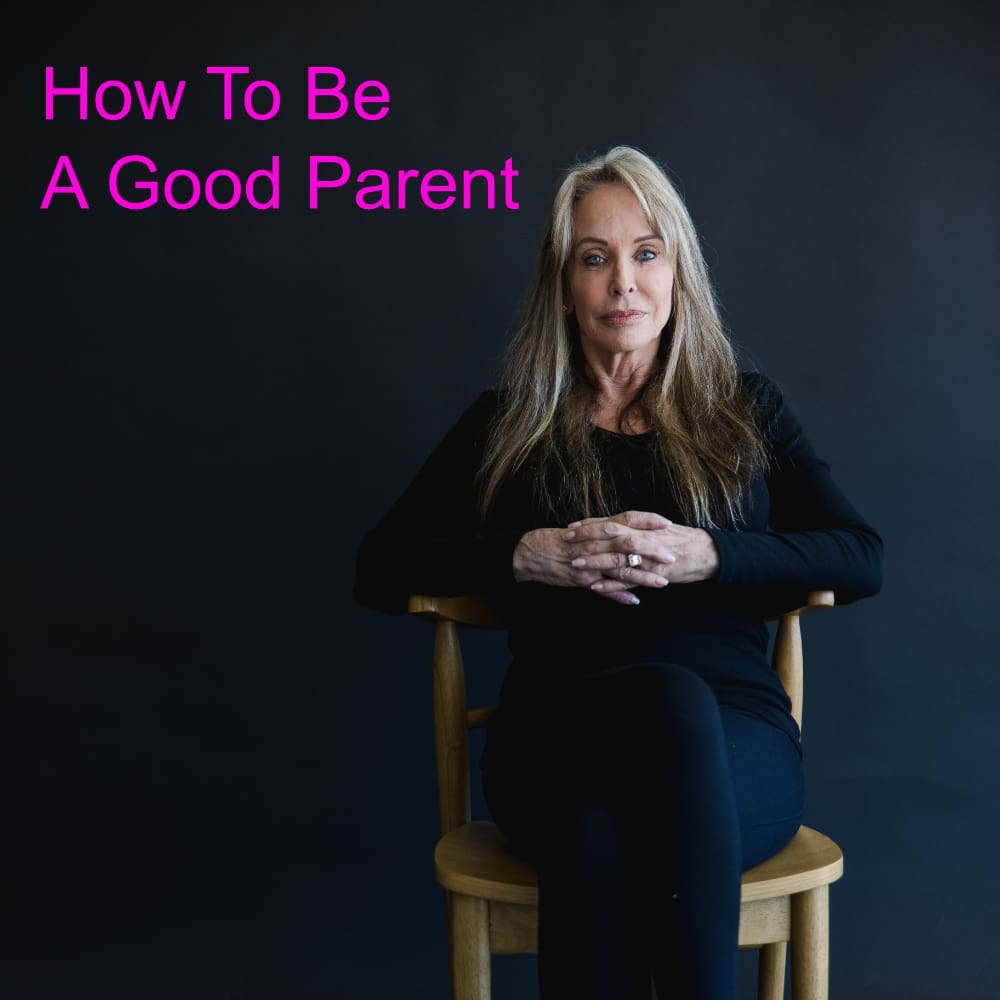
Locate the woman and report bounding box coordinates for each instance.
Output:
[355,145,882,999]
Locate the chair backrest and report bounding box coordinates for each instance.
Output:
[409,591,834,837]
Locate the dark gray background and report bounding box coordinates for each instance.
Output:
[7,2,999,997]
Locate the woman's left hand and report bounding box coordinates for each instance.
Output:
[562,510,720,594]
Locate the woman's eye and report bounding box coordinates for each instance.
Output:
[583,253,606,266]
[637,248,658,261]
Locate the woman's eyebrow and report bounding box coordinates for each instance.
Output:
[573,234,664,249]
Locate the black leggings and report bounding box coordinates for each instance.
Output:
[481,662,805,1000]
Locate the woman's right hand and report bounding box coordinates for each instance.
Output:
[512,523,668,605]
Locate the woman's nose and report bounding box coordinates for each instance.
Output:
[610,261,636,296]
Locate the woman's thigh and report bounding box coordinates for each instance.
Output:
[482,663,804,870]
[720,709,804,868]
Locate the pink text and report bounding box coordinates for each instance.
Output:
[44,66,186,120]
[309,156,519,210]
[109,155,280,210]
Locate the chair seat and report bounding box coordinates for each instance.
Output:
[435,821,843,906]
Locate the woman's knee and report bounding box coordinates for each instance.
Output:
[584,662,725,751]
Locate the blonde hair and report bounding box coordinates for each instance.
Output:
[478,145,767,528]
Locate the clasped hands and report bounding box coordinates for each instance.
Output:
[511,510,720,606]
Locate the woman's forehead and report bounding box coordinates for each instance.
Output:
[574,186,654,227]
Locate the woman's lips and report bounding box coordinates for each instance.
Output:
[601,309,647,326]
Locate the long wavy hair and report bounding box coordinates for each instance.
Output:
[478,145,767,528]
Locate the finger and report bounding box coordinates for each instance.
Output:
[590,566,670,593]
[570,540,677,565]
[566,516,610,528]
[597,589,641,606]
[564,510,674,537]
[592,570,668,590]
[563,520,618,539]
[590,578,642,602]
[563,520,632,542]
[590,567,666,592]
[567,510,674,530]
[573,553,672,586]
[615,510,674,530]
[568,568,605,588]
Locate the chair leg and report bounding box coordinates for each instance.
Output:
[449,892,490,1000]
[790,886,830,1000]
[757,941,787,1000]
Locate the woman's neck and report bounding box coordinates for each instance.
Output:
[585,356,654,434]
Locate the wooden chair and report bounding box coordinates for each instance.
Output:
[409,590,843,1000]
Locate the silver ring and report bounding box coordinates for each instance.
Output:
[627,553,642,568]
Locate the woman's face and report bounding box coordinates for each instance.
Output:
[564,184,674,368]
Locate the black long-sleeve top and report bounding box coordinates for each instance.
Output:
[354,372,883,741]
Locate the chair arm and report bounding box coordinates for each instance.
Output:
[763,590,836,622]
[800,590,835,614]
[408,594,507,628]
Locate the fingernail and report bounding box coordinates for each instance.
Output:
[625,594,640,605]
[591,581,605,591]
[563,530,576,540]
[572,558,586,568]
[568,520,582,528]
[654,576,668,586]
